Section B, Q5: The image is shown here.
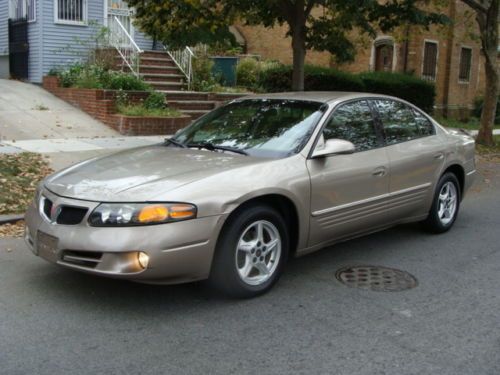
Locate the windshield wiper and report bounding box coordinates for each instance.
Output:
[164,138,187,148]
[187,142,248,156]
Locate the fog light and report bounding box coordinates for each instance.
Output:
[138,251,149,269]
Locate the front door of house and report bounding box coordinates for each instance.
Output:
[107,0,134,46]
[375,44,393,72]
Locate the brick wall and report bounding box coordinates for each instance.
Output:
[42,76,191,135]
[238,0,487,118]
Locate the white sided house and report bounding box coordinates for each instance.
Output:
[0,0,195,91]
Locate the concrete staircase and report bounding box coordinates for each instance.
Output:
[116,49,246,121]
[139,50,186,92]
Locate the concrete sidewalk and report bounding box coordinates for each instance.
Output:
[0,79,118,141]
[0,135,166,170]
[0,135,165,153]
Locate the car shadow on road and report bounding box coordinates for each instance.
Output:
[27,221,437,314]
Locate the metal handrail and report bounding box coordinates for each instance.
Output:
[109,16,143,77]
[165,46,195,90]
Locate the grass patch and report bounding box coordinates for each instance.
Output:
[0,153,53,214]
[436,116,500,130]
[476,135,500,156]
[116,104,182,117]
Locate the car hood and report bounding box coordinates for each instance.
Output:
[45,145,267,202]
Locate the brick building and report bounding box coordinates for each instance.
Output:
[236,1,489,118]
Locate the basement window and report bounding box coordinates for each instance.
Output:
[422,41,438,81]
[54,0,87,25]
[459,47,472,83]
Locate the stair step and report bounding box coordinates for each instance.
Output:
[140,56,174,62]
[142,73,185,82]
[168,100,216,110]
[138,65,180,74]
[141,50,170,57]
[180,109,211,120]
[149,81,185,86]
[150,83,186,91]
[159,91,211,101]
[141,73,184,78]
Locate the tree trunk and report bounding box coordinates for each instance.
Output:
[291,31,306,91]
[474,0,499,146]
[477,58,499,145]
[288,0,307,92]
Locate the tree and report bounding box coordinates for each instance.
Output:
[460,0,499,145]
[128,0,446,91]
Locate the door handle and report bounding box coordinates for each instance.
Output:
[372,167,386,177]
[434,152,444,160]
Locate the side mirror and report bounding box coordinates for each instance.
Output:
[311,138,355,158]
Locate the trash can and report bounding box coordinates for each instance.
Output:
[210,56,239,86]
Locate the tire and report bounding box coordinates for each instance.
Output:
[422,172,461,233]
[207,205,289,298]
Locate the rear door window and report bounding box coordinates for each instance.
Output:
[372,100,421,144]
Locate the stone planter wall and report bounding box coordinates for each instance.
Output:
[42,76,191,135]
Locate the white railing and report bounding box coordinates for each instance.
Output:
[109,16,143,77]
[165,46,195,90]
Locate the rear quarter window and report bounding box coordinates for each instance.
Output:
[412,109,436,136]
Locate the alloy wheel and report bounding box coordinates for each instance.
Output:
[235,220,282,286]
[437,181,457,225]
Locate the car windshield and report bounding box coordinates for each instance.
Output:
[171,99,326,158]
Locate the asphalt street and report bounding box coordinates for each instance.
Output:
[0,162,499,375]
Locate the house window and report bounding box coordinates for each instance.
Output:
[459,47,472,82]
[55,0,87,24]
[422,41,438,81]
[9,0,36,22]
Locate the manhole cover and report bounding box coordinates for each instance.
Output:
[335,265,417,292]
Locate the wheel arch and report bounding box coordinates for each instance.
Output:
[223,194,301,257]
[442,164,465,197]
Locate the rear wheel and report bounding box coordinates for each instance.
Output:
[422,172,461,233]
[208,205,289,298]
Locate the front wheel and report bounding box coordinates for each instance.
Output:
[208,205,289,298]
[422,172,461,233]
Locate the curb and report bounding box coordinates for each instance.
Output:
[0,215,24,225]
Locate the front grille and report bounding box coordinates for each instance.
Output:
[41,195,88,225]
[56,206,88,225]
[42,197,53,219]
[61,250,103,269]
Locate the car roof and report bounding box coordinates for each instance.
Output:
[238,91,398,104]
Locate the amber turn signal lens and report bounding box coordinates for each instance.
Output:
[138,205,169,223]
[169,204,196,220]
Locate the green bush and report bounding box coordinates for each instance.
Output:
[73,65,109,89]
[144,91,166,110]
[259,65,364,93]
[304,66,364,92]
[473,96,500,124]
[259,65,435,112]
[53,62,150,91]
[236,58,260,89]
[191,56,217,91]
[58,63,85,87]
[107,71,151,91]
[360,71,435,113]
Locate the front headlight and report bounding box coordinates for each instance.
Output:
[88,203,197,227]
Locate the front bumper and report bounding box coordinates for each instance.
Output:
[24,189,226,284]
